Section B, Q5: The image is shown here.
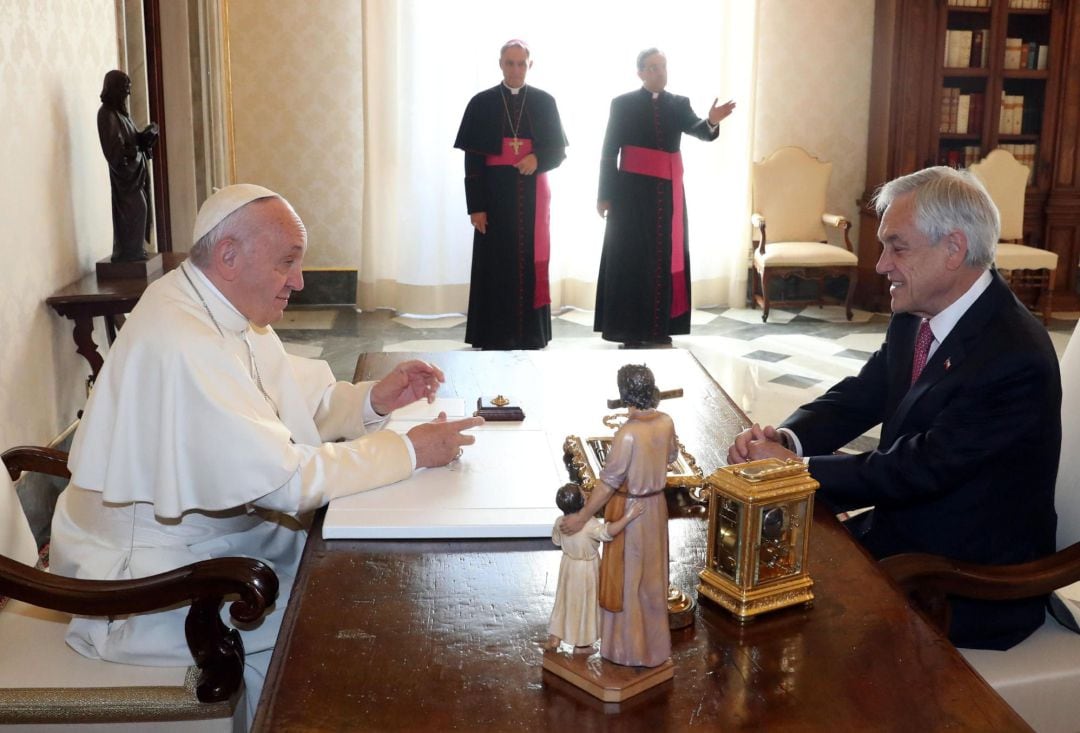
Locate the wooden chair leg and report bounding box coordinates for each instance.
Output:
[1043,268,1057,326]
[760,269,771,323]
[844,269,857,321]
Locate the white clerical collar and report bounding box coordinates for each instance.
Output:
[182,261,250,334]
[926,269,992,345]
[503,83,524,95]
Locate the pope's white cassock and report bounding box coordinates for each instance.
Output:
[50,260,414,722]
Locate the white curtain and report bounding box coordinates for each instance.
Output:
[359,0,757,314]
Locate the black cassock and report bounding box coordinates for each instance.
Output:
[454,84,567,349]
[594,88,718,344]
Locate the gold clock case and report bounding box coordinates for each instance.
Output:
[698,458,819,622]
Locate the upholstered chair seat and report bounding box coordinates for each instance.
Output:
[753,240,860,269]
[995,242,1058,272]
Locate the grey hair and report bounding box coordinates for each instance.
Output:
[637,48,663,71]
[500,39,530,59]
[872,166,999,268]
[188,195,279,268]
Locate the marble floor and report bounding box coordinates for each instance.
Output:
[276,303,1078,453]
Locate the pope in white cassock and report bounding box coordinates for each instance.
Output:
[49,184,483,726]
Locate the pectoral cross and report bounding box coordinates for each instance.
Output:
[509,138,523,155]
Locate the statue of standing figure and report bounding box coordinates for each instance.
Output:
[560,364,678,667]
[97,70,158,262]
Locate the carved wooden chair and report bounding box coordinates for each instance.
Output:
[881,319,1080,733]
[0,445,278,731]
[750,146,858,322]
[970,148,1058,325]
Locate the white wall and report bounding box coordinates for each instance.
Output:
[0,0,118,448]
[753,0,876,252]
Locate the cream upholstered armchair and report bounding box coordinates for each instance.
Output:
[0,446,278,731]
[969,148,1058,325]
[750,146,858,322]
[882,319,1080,733]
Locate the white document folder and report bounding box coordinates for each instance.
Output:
[323,427,564,539]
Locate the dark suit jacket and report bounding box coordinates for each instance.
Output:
[783,271,1061,649]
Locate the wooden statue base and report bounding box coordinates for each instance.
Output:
[96,253,163,280]
[542,649,673,703]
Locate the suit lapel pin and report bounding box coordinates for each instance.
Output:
[944,357,952,371]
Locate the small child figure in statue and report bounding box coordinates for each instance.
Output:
[545,482,644,653]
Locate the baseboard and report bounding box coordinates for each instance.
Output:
[291,269,357,306]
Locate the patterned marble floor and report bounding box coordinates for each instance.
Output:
[276,304,1078,454]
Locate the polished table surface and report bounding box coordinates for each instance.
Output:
[253,350,1029,732]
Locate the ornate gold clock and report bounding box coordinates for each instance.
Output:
[697,458,819,622]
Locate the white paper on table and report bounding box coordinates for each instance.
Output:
[390,397,466,421]
[323,427,564,539]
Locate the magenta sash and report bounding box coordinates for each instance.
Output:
[618,145,688,317]
[485,137,550,308]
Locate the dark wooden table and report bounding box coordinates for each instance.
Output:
[253,350,1029,732]
[45,252,185,381]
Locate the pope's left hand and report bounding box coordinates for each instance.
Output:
[370,359,446,415]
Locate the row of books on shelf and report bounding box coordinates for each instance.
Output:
[940,144,1037,184]
[999,93,1035,134]
[947,0,1050,8]
[944,30,1048,69]
[944,146,985,169]
[940,89,1037,135]
[944,29,987,68]
[940,89,984,134]
[1004,37,1049,70]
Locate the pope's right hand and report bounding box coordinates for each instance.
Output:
[407,412,485,468]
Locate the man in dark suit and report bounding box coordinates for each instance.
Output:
[728,165,1061,650]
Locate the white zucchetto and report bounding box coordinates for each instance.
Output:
[192,183,281,244]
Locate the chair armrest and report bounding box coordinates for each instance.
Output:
[880,542,1080,633]
[822,213,854,251]
[0,555,279,703]
[750,213,767,252]
[2,446,70,481]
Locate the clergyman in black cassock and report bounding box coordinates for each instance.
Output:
[594,49,734,347]
[454,41,568,350]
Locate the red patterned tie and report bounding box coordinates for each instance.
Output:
[910,319,933,385]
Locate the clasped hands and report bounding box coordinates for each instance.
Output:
[470,154,539,235]
[727,423,797,465]
[369,359,484,468]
